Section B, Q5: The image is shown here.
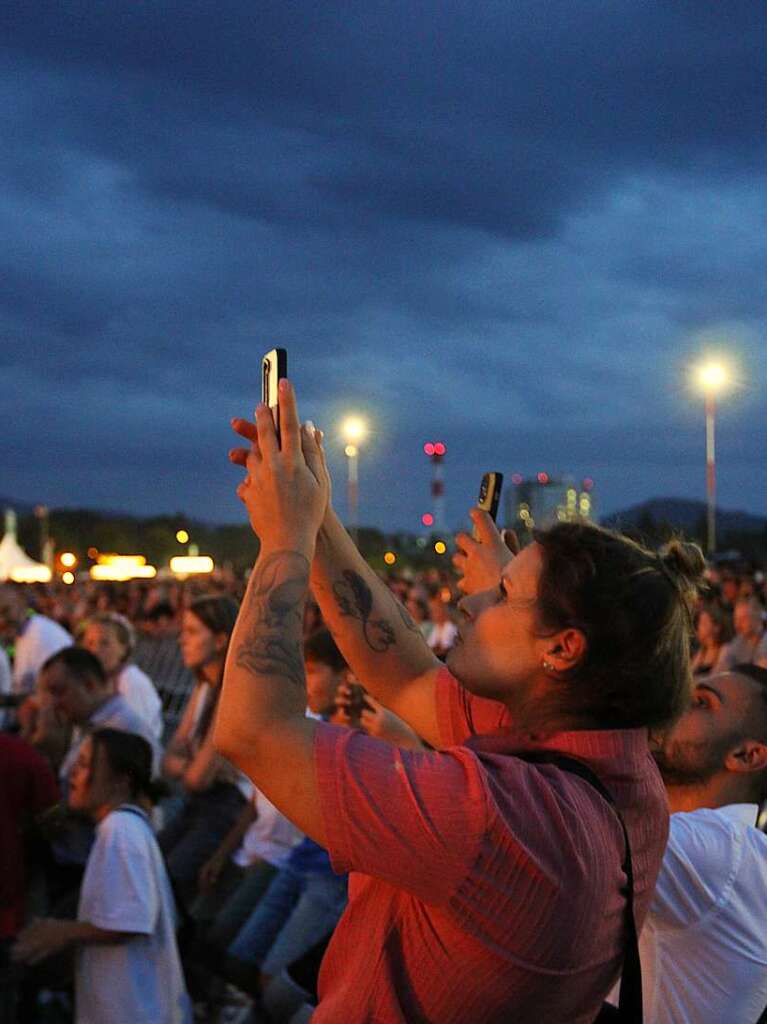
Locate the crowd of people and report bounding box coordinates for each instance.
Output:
[1,383,766,1023]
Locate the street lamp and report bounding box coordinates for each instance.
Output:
[341,416,368,543]
[693,361,730,556]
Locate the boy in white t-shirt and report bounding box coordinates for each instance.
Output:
[13,728,191,1024]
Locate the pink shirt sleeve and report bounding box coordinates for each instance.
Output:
[315,723,490,905]
[435,665,513,746]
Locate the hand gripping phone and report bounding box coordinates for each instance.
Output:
[261,348,287,446]
[473,472,503,540]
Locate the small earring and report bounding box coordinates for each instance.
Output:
[542,659,555,672]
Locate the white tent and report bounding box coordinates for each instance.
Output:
[0,510,51,583]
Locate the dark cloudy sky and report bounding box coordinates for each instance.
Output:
[2,1,766,533]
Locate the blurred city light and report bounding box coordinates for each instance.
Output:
[434,541,447,555]
[344,444,358,458]
[434,442,446,456]
[176,529,190,544]
[11,565,52,584]
[91,562,157,581]
[170,556,214,576]
[60,552,77,568]
[511,473,523,485]
[421,513,434,526]
[62,572,75,585]
[423,443,435,456]
[87,547,99,560]
[537,472,549,484]
[383,551,396,566]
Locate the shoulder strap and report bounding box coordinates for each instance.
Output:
[516,751,642,1024]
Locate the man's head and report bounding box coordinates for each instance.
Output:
[0,585,26,642]
[39,646,112,725]
[304,629,348,716]
[450,521,705,730]
[733,600,764,641]
[653,665,767,806]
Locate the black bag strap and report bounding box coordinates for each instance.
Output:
[516,751,642,1024]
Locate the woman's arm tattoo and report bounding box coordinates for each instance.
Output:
[332,570,396,652]
[234,550,310,691]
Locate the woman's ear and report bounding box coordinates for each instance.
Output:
[543,628,587,673]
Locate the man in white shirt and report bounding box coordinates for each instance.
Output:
[0,585,72,695]
[644,664,767,1024]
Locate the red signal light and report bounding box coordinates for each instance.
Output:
[423,443,435,456]
[583,477,594,491]
[422,513,434,527]
[434,442,446,456]
[537,472,549,485]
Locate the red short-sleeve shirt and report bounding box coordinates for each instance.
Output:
[0,734,59,939]
[314,667,668,1024]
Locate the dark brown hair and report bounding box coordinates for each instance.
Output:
[188,594,240,638]
[91,727,165,803]
[532,521,706,729]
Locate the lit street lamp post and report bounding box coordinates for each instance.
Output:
[695,362,729,556]
[341,416,368,545]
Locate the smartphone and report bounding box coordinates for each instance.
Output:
[473,472,503,540]
[261,348,288,445]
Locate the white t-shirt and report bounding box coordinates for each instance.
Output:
[232,789,303,869]
[13,614,72,694]
[117,663,164,741]
[640,804,767,1024]
[427,620,458,653]
[76,806,191,1024]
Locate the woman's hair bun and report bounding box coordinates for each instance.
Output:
[658,539,707,594]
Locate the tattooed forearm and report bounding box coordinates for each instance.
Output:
[235,635,305,690]
[395,598,419,634]
[332,571,396,653]
[234,550,310,691]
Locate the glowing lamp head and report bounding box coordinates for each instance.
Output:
[60,552,77,569]
[176,529,190,544]
[62,571,75,585]
[421,513,434,527]
[434,541,447,555]
[344,444,358,458]
[695,362,729,395]
[341,415,368,445]
[383,551,396,566]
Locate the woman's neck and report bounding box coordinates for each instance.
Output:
[200,658,223,686]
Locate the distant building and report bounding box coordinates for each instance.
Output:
[504,474,597,537]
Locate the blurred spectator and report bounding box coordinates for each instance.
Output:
[690,604,733,676]
[0,585,72,697]
[81,613,163,741]
[404,594,432,639]
[0,733,58,942]
[425,590,458,658]
[13,729,191,1024]
[715,599,767,671]
[636,666,767,1022]
[134,602,194,738]
[159,595,250,910]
